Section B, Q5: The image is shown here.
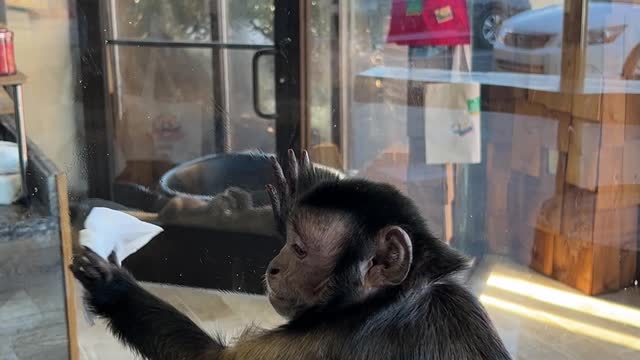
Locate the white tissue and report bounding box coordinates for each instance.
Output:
[78,207,163,325]
[0,141,20,174]
[79,207,163,264]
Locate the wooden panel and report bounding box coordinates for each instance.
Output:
[626,94,640,126]
[515,98,546,117]
[553,236,594,295]
[620,246,638,288]
[528,90,572,113]
[595,146,624,209]
[560,185,596,242]
[57,174,79,360]
[0,71,26,86]
[535,196,564,234]
[591,205,639,294]
[511,100,569,154]
[601,94,626,146]
[486,143,511,214]
[531,228,555,276]
[591,208,622,294]
[310,143,343,170]
[518,175,553,230]
[445,163,455,205]
[444,203,453,244]
[538,112,571,152]
[572,94,601,122]
[619,206,639,287]
[487,85,529,102]
[596,91,626,211]
[592,242,622,295]
[555,111,571,153]
[566,120,600,190]
[517,152,566,233]
[623,94,640,206]
[542,150,567,197]
[622,140,640,206]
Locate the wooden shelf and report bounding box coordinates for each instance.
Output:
[0,72,26,87]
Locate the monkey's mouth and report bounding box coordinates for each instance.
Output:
[267,292,290,306]
[267,292,299,318]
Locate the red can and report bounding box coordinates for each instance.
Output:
[5,30,16,75]
[0,29,16,76]
[0,31,8,75]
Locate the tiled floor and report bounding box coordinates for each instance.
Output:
[76,257,640,360]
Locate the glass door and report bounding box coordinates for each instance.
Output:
[312,0,640,359]
[76,0,304,294]
[100,0,292,201]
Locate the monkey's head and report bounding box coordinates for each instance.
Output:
[265,151,468,319]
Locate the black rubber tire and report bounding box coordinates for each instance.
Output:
[474,6,505,49]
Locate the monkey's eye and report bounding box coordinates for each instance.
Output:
[291,243,307,258]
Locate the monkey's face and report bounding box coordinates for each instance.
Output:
[265,208,415,319]
[265,208,351,319]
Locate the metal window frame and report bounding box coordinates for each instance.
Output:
[76,0,304,198]
[76,0,589,199]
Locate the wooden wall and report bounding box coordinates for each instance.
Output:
[484,86,640,295]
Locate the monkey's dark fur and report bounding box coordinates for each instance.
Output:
[71,150,511,360]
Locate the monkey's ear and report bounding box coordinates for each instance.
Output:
[365,226,413,288]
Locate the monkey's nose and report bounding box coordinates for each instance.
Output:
[268,266,280,276]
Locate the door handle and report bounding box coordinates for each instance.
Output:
[252,49,279,119]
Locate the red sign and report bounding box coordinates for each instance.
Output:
[388,0,471,46]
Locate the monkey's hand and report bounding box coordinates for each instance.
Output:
[266,149,312,233]
[71,247,222,360]
[70,247,136,315]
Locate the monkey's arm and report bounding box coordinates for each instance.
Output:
[71,248,225,360]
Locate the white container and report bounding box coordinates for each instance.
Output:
[0,173,20,204]
[0,141,20,174]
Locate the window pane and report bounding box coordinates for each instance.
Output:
[1,0,639,359]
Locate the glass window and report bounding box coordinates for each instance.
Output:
[0,0,639,359]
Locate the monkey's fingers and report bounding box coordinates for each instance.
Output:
[78,246,116,281]
[300,150,312,176]
[70,252,104,287]
[266,184,281,214]
[286,149,299,196]
[107,251,120,266]
[266,184,286,233]
[270,156,289,208]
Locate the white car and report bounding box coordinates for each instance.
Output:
[493,2,640,79]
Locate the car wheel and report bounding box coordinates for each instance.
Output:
[475,7,505,49]
[623,45,640,80]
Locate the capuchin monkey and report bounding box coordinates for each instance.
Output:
[71,150,511,360]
